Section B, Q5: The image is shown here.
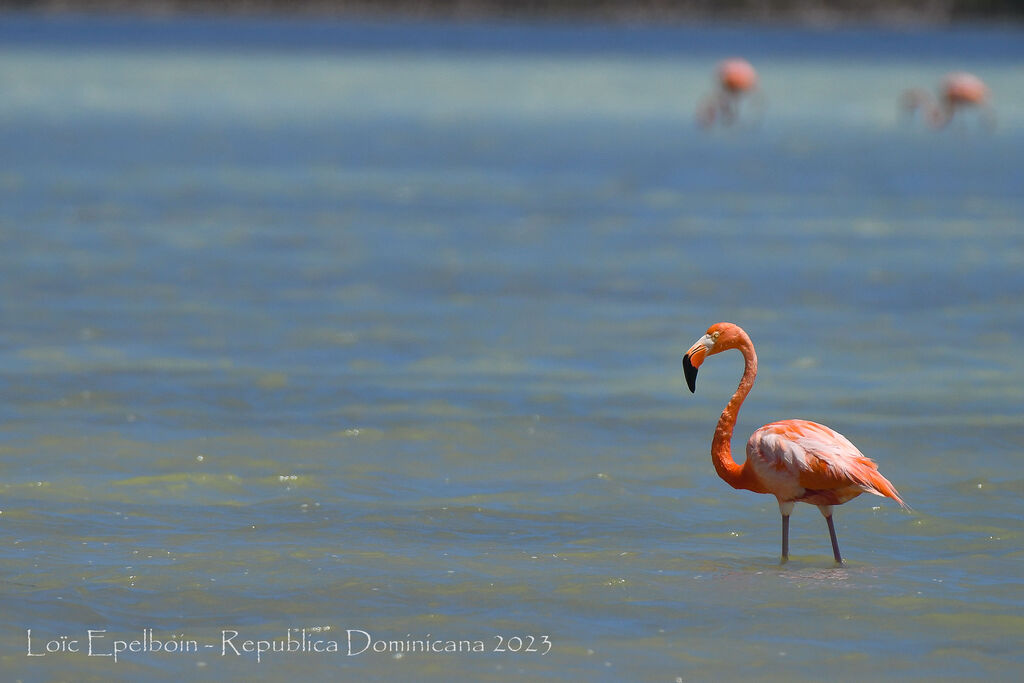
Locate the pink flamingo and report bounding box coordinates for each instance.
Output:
[697,58,763,128]
[682,323,907,563]
[902,71,995,130]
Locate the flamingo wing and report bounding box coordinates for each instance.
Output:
[746,420,906,507]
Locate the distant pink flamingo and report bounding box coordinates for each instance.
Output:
[902,71,995,130]
[697,58,763,128]
[682,323,906,563]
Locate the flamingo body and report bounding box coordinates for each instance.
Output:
[719,58,757,93]
[682,322,905,563]
[746,420,904,508]
[697,58,762,128]
[902,71,993,130]
[942,71,987,105]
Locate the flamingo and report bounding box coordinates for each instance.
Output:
[901,71,995,130]
[697,58,763,128]
[682,323,906,563]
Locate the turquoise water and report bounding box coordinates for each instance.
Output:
[1,15,1023,681]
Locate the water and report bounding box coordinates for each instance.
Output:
[1,14,1023,682]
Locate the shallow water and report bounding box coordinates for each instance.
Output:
[1,15,1023,681]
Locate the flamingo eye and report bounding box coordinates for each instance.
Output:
[711,331,721,341]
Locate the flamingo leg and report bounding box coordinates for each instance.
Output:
[778,501,794,563]
[825,515,842,564]
[781,515,790,563]
[816,504,842,564]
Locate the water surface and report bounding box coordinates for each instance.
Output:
[1,15,1023,681]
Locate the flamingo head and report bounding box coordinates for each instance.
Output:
[682,322,745,393]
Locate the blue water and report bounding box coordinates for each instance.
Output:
[1,14,1023,682]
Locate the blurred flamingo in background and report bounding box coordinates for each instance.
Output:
[902,71,995,130]
[697,58,764,128]
[682,323,906,563]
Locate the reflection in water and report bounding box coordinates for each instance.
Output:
[776,566,852,586]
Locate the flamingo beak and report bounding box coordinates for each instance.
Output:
[683,336,710,394]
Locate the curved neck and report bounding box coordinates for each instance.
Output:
[711,336,758,490]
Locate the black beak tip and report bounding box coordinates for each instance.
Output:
[682,354,698,394]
